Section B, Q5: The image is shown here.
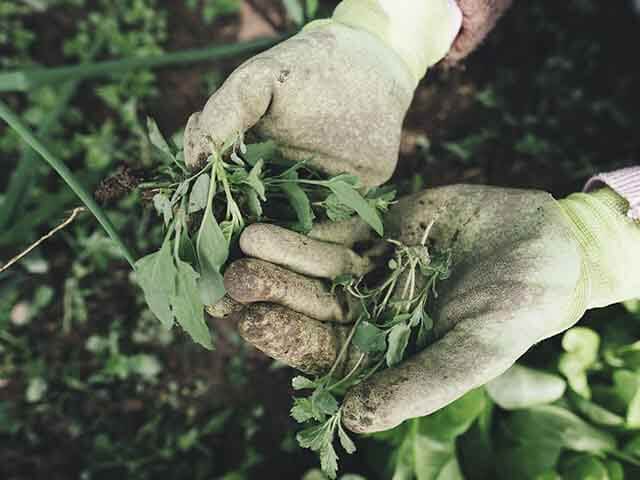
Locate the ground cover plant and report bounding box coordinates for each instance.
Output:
[1,1,640,479]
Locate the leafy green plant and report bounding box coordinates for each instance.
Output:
[290,229,452,478]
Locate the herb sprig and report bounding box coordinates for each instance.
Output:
[291,227,452,478]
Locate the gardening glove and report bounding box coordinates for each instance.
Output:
[183,0,462,187]
[222,184,640,433]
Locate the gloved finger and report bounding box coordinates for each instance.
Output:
[341,316,532,434]
[224,258,351,323]
[184,57,276,168]
[308,217,375,248]
[239,224,373,279]
[235,303,360,375]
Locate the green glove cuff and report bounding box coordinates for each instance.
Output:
[559,188,640,309]
[323,0,462,84]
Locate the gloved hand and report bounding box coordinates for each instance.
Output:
[223,185,640,433]
[183,0,462,186]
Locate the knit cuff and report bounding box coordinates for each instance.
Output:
[584,167,640,221]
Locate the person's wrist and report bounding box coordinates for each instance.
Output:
[330,0,462,83]
[558,188,640,309]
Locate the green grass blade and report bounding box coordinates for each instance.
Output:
[0,38,104,230]
[0,37,282,92]
[0,99,137,269]
[0,81,77,230]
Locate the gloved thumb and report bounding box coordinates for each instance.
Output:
[184,57,276,168]
[341,316,536,434]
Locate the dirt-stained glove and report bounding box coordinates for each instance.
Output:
[183,1,462,187]
[222,185,640,434]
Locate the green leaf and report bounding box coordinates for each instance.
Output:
[297,424,327,450]
[188,173,210,213]
[243,158,266,201]
[337,423,356,454]
[281,173,315,233]
[419,388,487,443]
[386,323,411,367]
[147,116,176,164]
[135,240,177,329]
[353,322,387,354]
[613,370,640,427]
[559,327,600,398]
[326,180,384,236]
[320,443,339,479]
[244,140,277,166]
[381,390,485,480]
[153,193,173,226]
[245,188,263,218]
[504,405,616,454]
[486,365,566,410]
[313,390,339,416]
[196,211,229,305]
[570,392,625,427]
[198,260,226,306]
[500,445,562,480]
[292,397,316,423]
[605,459,624,480]
[560,454,609,480]
[293,376,317,391]
[170,260,213,349]
[324,193,355,223]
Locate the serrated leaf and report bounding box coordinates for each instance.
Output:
[293,376,316,391]
[337,423,356,454]
[188,173,210,213]
[386,323,412,367]
[313,389,339,416]
[135,240,176,329]
[297,424,327,450]
[170,260,213,349]
[353,321,386,354]
[320,443,339,479]
[326,180,383,236]
[291,397,316,423]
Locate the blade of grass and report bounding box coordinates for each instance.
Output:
[0,99,136,269]
[0,81,77,230]
[0,37,282,92]
[0,38,104,230]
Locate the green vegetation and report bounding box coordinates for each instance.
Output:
[1,1,639,479]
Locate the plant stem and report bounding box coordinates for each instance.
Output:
[0,38,282,92]
[326,317,362,382]
[0,100,137,269]
[329,353,365,392]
